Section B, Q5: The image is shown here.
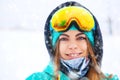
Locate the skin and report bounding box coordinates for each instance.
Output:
[59,30,88,60]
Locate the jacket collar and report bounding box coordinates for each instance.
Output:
[43,62,70,80]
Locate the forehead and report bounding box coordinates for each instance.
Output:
[60,30,85,37]
[64,30,81,34]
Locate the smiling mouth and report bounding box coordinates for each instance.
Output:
[66,52,82,58]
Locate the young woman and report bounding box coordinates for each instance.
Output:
[26,1,119,80]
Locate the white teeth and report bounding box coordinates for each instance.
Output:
[70,54,78,57]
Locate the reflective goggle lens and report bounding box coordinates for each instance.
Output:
[50,6,95,32]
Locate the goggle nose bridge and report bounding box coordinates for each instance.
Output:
[63,19,84,32]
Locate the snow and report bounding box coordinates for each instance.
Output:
[0,30,120,80]
[0,0,120,80]
[0,30,49,80]
[102,35,120,77]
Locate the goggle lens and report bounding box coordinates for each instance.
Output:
[50,6,95,32]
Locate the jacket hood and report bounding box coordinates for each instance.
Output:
[44,1,103,66]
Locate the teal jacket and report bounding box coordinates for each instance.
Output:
[26,62,119,80]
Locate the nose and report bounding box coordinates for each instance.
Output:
[68,42,78,50]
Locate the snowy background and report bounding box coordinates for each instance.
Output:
[0,0,120,80]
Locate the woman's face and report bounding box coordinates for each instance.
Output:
[59,30,88,60]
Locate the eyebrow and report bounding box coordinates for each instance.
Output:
[60,32,84,37]
[60,34,69,37]
[75,32,84,37]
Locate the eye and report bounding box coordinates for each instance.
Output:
[59,37,68,41]
[77,36,86,41]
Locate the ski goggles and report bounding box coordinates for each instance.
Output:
[50,6,95,32]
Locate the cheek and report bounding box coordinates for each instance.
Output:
[59,43,66,53]
[79,41,87,49]
[82,43,87,50]
[78,42,88,54]
[79,42,88,55]
[59,43,68,57]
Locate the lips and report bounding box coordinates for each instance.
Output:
[65,52,82,59]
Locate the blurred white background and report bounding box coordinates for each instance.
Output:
[0,0,120,80]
